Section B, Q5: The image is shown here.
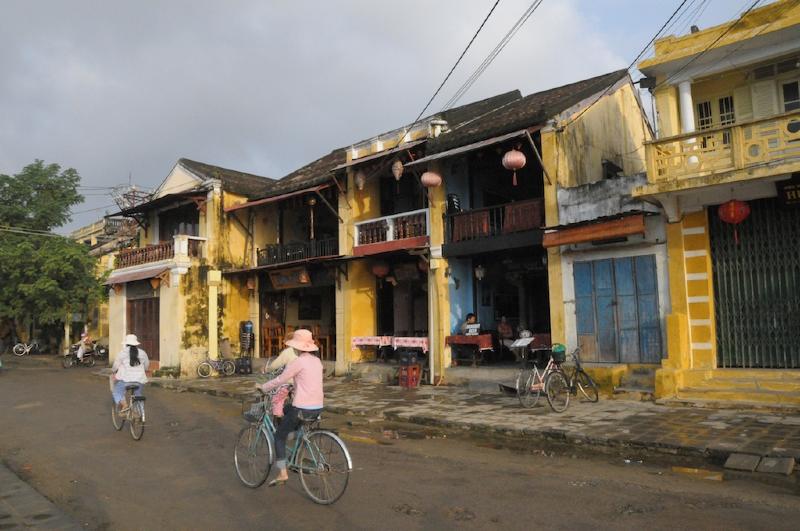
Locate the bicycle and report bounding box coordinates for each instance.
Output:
[560,346,599,403]
[13,341,40,356]
[234,385,352,505]
[196,356,236,378]
[111,384,146,440]
[515,347,570,413]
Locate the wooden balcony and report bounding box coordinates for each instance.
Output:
[257,237,339,267]
[643,110,800,192]
[114,235,205,269]
[442,198,544,257]
[353,208,429,256]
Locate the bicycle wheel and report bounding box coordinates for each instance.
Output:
[515,369,540,408]
[234,425,272,488]
[197,362,212,378]
[12,344,26,356]
[86,356,96,368]
[111,400,124,430]
[222,360,236,376]
[298,430,351,505]
[129,401,145,440]
[545,371,570,413]
[576,370,599,402]
[62,355,74,368]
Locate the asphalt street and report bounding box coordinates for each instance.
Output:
[2,355,800,530]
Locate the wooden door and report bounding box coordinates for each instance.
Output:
[127,298,160,361]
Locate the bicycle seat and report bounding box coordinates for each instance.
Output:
[132,396,146,401]
[298,410,321,423]
[125,385,140,391]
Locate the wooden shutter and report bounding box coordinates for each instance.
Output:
[751,80,778,119]
[733,86,753,122]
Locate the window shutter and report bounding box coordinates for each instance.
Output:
[733,86,752,122]
[751,80,778,119]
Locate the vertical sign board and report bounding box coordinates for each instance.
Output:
[777,173,800,207]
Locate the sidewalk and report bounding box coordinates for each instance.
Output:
[114,371,800,465]
[0,462,80,530]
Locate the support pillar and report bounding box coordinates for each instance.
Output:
[678,80,696,134]
[208,270,221,359]
[63,319,71,355]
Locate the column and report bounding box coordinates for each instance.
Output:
[678,81,695,134]
[63,320,71,355]
[208,270,221,359]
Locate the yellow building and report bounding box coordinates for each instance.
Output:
[105,159,273,369]
[635,0,800,405]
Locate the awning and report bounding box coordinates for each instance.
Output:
[332,139,426,171]
[542,214,646,248]
[405,127,541,168]
[107,191,207,218]
[104,266,169,285]
[224,183,332,213]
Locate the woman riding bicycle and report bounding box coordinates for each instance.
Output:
[256,328,323,487]
[111,334,149,413]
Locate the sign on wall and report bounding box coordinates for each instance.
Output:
[777,173,800,207]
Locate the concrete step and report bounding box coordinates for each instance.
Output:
[612,386,655,401]
[658,396,800,414]
[675,386,800,408]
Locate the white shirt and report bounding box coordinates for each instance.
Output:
[112,347,150,384]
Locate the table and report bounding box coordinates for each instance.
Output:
[446,334,494,366]
[392,336,429,353]
[351,336,393,350]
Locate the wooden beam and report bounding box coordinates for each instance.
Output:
[525,129,552,185]
[542,214,646,248]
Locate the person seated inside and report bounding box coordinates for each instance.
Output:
[497,316,521,362]
[460,313,478,335]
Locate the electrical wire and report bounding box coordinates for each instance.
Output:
[442,0,546,110]
[0,225,66,238]
[410,0,502,125]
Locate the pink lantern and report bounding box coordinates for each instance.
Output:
[421,171,442,188]
[391,159,404,182]
[502,148,526,186]
[371,261,390,278]
[354,170,366,191]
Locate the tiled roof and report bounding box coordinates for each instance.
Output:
[178,158,275,198]
[427,70,630,154]
[253,148,347,200]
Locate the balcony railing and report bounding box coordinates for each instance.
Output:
[257,237,339,267]
[114,235,205,269]
[354,208,429,246]
[445,198,544,243]
[646,110,800,184]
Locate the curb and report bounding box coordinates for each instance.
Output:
[0,462,81,530]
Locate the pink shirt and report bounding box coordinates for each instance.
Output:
[261,353,323,409]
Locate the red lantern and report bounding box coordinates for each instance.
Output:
[502,148,526,186]
[371,261,390,278]
[421,171,442,188]
[718,200,750,245]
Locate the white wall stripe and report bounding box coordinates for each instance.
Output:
[687,296,710,303]
[686,273,708,281]
[691,342,712,350]
[684,250,707,258]
[682,227,706,235]
[690,319,712,326]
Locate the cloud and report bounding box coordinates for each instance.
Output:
[0,0,627,232]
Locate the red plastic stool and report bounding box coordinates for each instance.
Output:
[398,364,421,388]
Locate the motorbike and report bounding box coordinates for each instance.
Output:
[63,340,108,368]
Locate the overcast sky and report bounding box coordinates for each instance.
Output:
[0,0,746,233]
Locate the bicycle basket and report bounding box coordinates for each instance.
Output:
[242,401,265,422]
[551,343,567,363]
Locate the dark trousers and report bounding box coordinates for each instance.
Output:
[274,405,322,469]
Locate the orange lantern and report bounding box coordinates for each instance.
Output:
[502,148,526,186]
[371,261,390,278]
[421,171,442,188]
[149,277,161,290]
[718,199,750,245]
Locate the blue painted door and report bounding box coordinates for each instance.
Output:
[573,255,662,363]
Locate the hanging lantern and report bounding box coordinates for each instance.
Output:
[421,171,442,188]
[417,258,428,272]
[474,264,486,281]
[502,148,526,186]
[354,170,366,191]
[371,260,390,278]
[246,277,256,291]
[718,199,751,245]
[298,270,311,284]
[391,159,404,181]
[149,276,161,290]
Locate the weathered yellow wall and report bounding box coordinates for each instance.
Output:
[222,275,251,353]
[221,191,251,269]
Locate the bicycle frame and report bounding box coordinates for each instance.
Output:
[524,356,560,391]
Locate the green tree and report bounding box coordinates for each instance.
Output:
[0,161,103,332]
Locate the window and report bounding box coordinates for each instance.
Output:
[696,101,713,130]
[783,81,800,112]
[718,96,735,145]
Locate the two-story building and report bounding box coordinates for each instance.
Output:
[635,0,800,405]
[105,158,273,369]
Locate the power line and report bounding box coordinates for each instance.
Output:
[411,0,502,125]
[563,0,693,127]
[0,225,66,238]
[442,0,547,110]
[654,0,763,89]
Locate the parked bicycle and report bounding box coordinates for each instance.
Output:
[515,346,570,412]
[13,341,40,357]
[560,346,599,403]
[111,384,146,440]
[197,356,236,378]
[234,383,352,505]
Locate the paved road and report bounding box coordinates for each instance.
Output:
[2,356,800,530]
